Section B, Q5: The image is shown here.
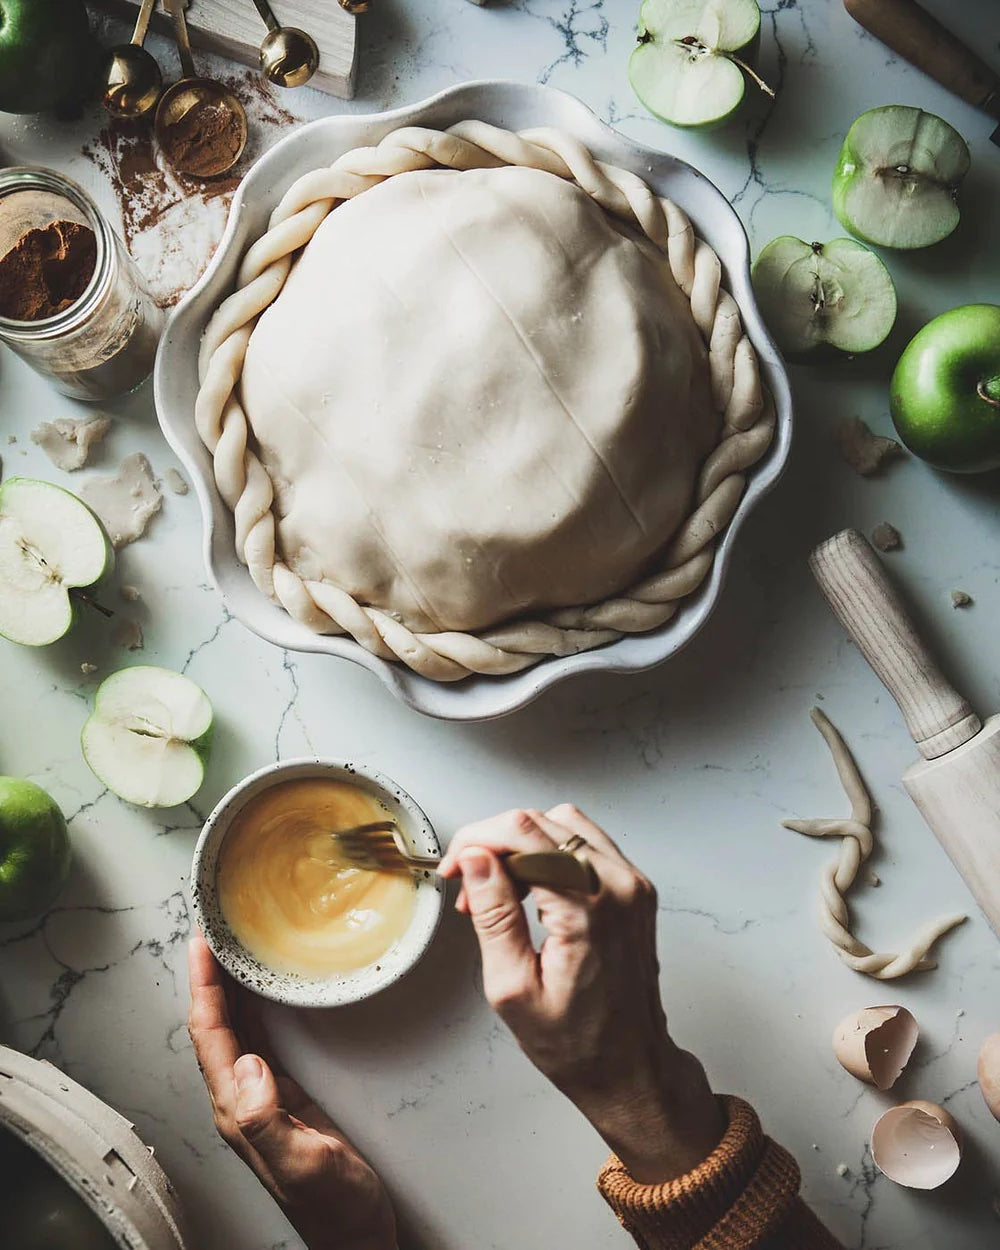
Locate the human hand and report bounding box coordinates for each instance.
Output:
[187,931,397,1250]
[438,806,725,1183]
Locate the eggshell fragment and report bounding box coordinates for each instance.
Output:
[832,1005,918,1090]
[977,1032,1000,1122]
[871,1100,962,1190]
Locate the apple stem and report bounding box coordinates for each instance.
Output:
[978,378,1000,409]
[70,588,114,619]
[674,37,776,99]
[727,53,776,98]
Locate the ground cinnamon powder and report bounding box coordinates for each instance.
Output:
[0,220,97,320]
[160,99,244,179]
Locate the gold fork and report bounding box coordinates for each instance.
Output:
[323,822,600,895]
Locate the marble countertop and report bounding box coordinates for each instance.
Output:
[2,2,999,1247]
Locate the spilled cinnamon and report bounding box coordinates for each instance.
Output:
[0,220,97,320]
[81,69,299,307]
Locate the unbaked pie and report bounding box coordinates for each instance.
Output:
[196,122,775,681]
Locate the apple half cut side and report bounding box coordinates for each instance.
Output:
[82,666,213,808]
[833,106,970,250]
[0,477,114,647]
[629,0,770,129]
[751,236,897,360]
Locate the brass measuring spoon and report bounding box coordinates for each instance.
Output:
[250,0,320,89]
[154,0,248,179]
[101,0,163,119]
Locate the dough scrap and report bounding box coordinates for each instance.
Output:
[834,416,902,477]
[79,453,162,548]
[31,415,110,471]
[871,521,902,552]
[783,707,966,980]
[165,467,189,496]
[196,122,776,680]
[112,618,144,651]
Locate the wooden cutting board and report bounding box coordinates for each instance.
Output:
[94,0,358,98]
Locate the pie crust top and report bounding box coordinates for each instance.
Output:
[242,163,717,634]
[196,123,776,682]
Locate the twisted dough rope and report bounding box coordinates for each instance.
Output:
[196,121,777,681]
[783,707,966,980]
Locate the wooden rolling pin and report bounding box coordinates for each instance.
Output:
[844,0,1000,140]
[811,529,1000,937]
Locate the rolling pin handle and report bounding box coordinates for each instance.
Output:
[810,530,982,760]
[843,0,1000,118]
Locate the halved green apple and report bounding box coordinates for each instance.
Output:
[751,236,897,360]
[82,666,213,808]
[833,106,970,250]
[0,478,113,647]
[629,0,769,128]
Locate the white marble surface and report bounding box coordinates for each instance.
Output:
[2,2,1000,1247]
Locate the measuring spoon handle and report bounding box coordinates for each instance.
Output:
[164,0,198,80]
[250,0,280,33]
[132,0,159,46]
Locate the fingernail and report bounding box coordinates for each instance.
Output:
[234,1055,264,1091]
[459,850,492,884]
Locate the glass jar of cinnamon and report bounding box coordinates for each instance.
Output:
[0,167,162,400]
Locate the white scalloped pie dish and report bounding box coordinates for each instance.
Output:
[155,80,792,722]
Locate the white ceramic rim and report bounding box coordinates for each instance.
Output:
[191,758,445,1008]
[0,1045,188,1250]
[155,79,793,722]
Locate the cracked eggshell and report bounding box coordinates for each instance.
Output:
[833,1005,918,1090]
[977,1032,1000,1122]
[871,1101,962,1190]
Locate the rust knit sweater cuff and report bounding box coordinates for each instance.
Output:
[597,1095,802,1250]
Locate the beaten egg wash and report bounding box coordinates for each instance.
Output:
[217,778,417,977]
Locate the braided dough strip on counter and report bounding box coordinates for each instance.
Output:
[783,708,966,981]
[196,121,777,681]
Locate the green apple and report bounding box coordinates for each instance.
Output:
[0,777,70,922]
[0,0,101,115]
[629,0,771,128]
[0,478,114,647]
[890,304,1000,474]
[751,236,896,360]
[833,106,970,250]
[82,666,213,808]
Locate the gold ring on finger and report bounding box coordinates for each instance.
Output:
[557,834,588,855]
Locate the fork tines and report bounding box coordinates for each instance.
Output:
[334,829,406,869]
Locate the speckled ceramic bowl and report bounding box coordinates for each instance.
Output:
[191,759,445,1007]
[157,80,793,722]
